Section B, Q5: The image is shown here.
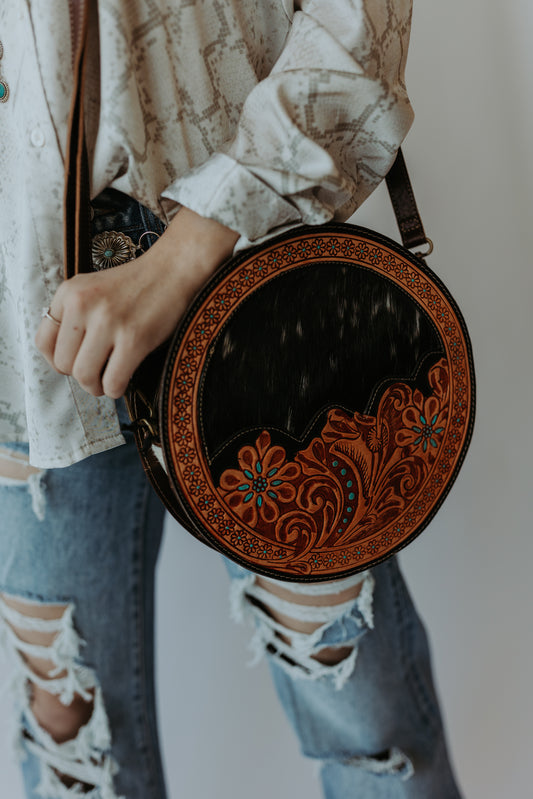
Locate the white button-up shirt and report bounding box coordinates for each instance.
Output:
[0,0,413,467]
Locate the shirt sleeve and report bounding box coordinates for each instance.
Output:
[160,0,414,249]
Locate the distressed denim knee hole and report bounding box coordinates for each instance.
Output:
[0,594,123,798]
[229,571,375,690]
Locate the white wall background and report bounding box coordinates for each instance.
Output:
[1,1,532,797]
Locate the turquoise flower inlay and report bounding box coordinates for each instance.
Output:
[397,391,447,455]
[220,431,300,527]
[411,413,444,452]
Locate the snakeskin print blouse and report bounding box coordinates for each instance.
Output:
[0,0,413,467]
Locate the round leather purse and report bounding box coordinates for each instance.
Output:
[122,155,475,582]
[67,92,475,584]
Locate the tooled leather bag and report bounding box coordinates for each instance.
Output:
[65,9,475,583]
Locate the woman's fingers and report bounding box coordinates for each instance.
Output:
[52,316,86,376]
[35,275,113,392]
[100,337,140,399]
[35,309,62,368]
[71,329,115,397]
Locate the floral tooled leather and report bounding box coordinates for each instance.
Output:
[164,226,475,579]
[219,431,301,527]
[218,358,450,560]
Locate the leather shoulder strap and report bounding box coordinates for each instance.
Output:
[384,148,429,251]
[63,0,92,278]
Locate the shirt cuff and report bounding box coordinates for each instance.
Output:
[160,153,316,251]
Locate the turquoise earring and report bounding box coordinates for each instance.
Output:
[0,41,9,103]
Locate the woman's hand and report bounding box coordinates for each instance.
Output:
[35,207,239,398]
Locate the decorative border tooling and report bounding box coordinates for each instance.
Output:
[165,229,474,579]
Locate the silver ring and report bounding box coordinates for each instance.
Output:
[42,307,61,327]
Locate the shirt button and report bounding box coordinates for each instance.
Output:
[30,127,45,147]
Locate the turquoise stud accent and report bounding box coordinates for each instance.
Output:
[348,492,355,500]
[332,460,338,467]
[92,230,137,269]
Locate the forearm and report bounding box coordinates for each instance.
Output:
[143,206,239,305]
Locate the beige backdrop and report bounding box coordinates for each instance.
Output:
[1,1,531,797]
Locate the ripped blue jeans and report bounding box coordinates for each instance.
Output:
[0,416,462,799]
[0,191,463,798]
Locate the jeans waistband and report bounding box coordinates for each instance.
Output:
[90,189,166,250]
